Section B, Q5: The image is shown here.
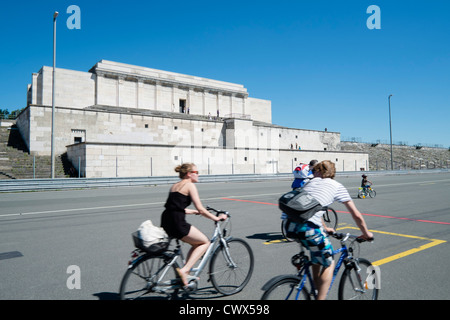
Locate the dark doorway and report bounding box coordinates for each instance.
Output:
[179,99,186,113]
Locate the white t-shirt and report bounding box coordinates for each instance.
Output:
[302,177,352,227]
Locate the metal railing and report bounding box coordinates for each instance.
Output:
[1,169,448,193]
[0,173,291,193]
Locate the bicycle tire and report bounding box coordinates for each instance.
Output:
[281,219,295,242]
[357,188,365,199]
[338,258,379,300]
[323,207,338,230]
[209,238,254,295]
[119,254,180,300]
[369,189,376,198]
[261,276,310,300]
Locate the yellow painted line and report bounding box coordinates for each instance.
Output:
[266,224,447,267]
[372,239,446,266]
[264,239,288,245]
[338,226,447,266]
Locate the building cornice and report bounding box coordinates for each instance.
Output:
[90,60,249,98]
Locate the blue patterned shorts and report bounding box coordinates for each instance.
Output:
[288,221,334,267]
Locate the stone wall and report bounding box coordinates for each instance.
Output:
[26,60,272,123]
[67,141,368,178]
[18,105,340,158]
[28,66,95,108]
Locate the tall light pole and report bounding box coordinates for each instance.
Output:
[388,94,393,170]
[51,11,58,179]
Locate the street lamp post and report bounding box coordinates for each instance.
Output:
[388,94,393,170]
[51,11,58,179]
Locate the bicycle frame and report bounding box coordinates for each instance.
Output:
[190,219,233,278]
[132,216,232,292]
[295,237,352,299]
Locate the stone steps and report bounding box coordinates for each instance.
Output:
[341,141,449,170]
[0,125,76,179]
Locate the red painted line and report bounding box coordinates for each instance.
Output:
[222,198,450,225]
[221,198,277,206]
[334,210,450,225]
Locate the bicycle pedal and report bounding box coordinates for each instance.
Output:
[184,279,198,292]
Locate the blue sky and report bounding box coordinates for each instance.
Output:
[1,0,449,147]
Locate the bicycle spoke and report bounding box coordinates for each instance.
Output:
[119,255,179,300]
[210,238,254,295]
[338,258,379,300]
[261,277,310,300]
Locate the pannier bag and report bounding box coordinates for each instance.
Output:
[132,220,169,254]
[279,188,324,223]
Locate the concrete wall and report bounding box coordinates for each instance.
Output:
[67,142,368,178]
[17,105,340,156]
[29,66,95,108]
[27,60,271,122]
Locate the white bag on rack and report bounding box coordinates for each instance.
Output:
[137,220,168,247]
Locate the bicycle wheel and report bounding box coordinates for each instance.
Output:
[261,276,310,300]
[338,258,379,300]
[119,254,180,300]
[369,189,376,198]
[209,238,254,295]
[357,188,365,199]
[323,208,338,230]
[281,219,294,242]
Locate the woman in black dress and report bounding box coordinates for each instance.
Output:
[161,163,227,287]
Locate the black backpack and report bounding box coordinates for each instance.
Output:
[279,188,324,223]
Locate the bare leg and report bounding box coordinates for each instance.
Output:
[178,226,210,286]
[311,261,335,300]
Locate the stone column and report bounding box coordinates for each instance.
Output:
[202,91,206,116]
[117,76,125,107]
[188,88,193,114]
[136,78,143,109]
[154,81,160,110]
[216,92,220,117]
[171,85,175,112]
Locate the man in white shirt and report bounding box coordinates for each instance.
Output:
[291,160,373,300]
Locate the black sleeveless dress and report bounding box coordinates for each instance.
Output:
[161,192,192,239]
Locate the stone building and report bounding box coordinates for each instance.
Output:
[17,60,368,177]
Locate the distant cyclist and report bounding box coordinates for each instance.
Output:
[361,174,373,194]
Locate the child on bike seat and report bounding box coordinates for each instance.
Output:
[291,159,318,189]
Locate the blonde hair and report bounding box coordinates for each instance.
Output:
[175,163,195,179]
[313,160,336,179]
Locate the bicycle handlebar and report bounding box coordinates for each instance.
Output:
[206,206,230,220]
[330,232,374,243]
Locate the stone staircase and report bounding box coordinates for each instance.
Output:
[0,125,75,179]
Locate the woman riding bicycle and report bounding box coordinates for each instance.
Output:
[160,163,227,287]
[288,160,373,300]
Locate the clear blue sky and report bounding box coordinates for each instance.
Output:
[1,0,449,147]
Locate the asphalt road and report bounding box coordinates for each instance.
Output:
[0,172,449,300]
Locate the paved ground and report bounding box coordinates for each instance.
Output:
[0,172,449,301]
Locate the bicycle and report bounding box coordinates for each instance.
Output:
[119,206,254,300]
[261,232,379,300]
[358,186,376,199]
[281,207,338,242]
